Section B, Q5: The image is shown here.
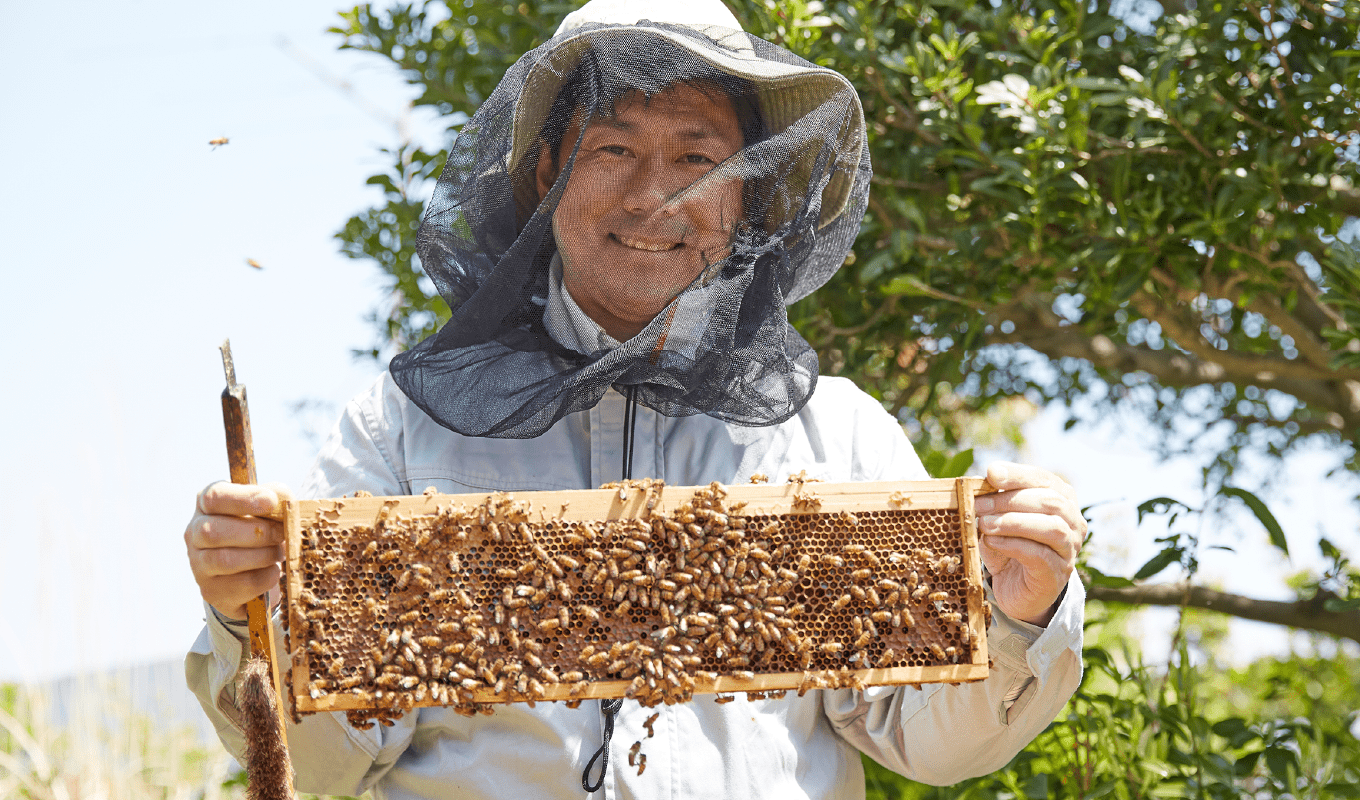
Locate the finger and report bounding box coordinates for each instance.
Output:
[979,512,1081,563]
[983,535,1073,586]
[196,481,283,518]
[201,565,282,618]
[185,514,284,551]
[975,487,1087,540]
[983,462,1078,503]
[190,543,286,579]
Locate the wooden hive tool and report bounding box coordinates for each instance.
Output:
[219,339,296,800]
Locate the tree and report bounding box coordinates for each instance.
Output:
[329,0,1360,639]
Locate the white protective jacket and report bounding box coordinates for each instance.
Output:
[187,371,1084,799]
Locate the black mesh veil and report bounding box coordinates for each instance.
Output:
[393,19,871,438]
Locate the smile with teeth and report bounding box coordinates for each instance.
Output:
[614,233,679,252]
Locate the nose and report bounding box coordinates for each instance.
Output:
[621,155,681,218]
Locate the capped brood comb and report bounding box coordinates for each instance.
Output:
[278,477,994,726]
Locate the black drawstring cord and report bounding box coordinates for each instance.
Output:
[582,697,624,792]
[621,385,638,481]
[582,387,639,793]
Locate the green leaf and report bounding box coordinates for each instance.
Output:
[1220,486,1289,558]
[1083,565,1134,588]
[1134,546,1182,580]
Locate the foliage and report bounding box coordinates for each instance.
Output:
[730,0,1360,481]
[863,628,1360,799]
[0,680,238,799]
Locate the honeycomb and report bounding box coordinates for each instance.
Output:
[279,478,991,729]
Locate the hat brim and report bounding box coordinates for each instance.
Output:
[506,23,866,231]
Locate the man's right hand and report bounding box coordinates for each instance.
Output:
[185,481,287,621]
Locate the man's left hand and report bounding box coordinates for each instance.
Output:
[973,462,1086,627]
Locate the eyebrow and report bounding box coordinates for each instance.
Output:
[592,118,728,141]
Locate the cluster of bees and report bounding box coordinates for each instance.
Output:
[280,480,983,730]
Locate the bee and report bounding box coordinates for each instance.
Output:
[820,554,845,568]
[877,648,897,667]
[360,541,379,559]
[394,570,412,591]
[853,632,872,650]
[559,607,571,628]
[849,586,867,602]
[537,618,561,632]
[928,591,950,604]
[714,695,736,704]
[941,611,964,625]
[820,642,843,654]
[210,137,230,148]
[830,594,852,612]
[495,567,518,579]
[323,559,345,575]
[643,711,660,737]
[397,610,421,624]
[379,550,402,564]
[628,740,642,766]
[928,643,947,661]
[911,585,931,602]
[850,568,872,581]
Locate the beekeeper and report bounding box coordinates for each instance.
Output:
[186,1,1087,797]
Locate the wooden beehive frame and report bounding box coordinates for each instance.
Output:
[279,477,993,722]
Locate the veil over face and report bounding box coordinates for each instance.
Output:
[394,19,871,439]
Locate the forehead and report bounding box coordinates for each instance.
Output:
[583,83,742,143]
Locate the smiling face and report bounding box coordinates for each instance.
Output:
[534,82,745,342]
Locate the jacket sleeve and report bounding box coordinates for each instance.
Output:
[822,576,1084,784]
[822,380,1085,784]
[184,376,422,796]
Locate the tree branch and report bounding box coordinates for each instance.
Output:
[1131,290,1360,384]
[1085,579,1360,644]
[987,317,1356,421]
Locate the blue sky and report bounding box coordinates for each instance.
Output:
[0,0,1354,682]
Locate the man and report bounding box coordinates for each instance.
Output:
[186,1,1086,797]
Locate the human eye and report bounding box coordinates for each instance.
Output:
[683,153,718,166]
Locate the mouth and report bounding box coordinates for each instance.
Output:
[612,233,680,252]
